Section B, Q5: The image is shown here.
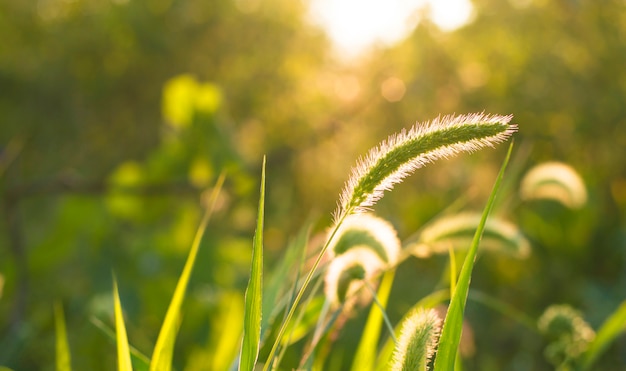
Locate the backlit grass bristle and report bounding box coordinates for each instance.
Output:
[324,247,386,308]
[520,161,587,209]
[335,113,516,221]
[327,213,401,265]
[538,304,595,367]
[412,212,530,259]
[391,308,442,371]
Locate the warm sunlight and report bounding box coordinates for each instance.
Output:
[308,0,474,58]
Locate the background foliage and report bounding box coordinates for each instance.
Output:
[1,0,625,369]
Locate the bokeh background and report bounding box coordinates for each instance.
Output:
[1,0,625,369]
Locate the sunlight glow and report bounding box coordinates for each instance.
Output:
[308,0,474,58]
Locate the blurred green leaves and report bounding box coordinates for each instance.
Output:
[163,75,222,128]
[1,0,626,370]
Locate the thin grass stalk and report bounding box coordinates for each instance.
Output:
[271,245,324,369]
[298,303,342,369]
[468,290,537,332]
[273,273,328,369]
[263,212,348,371]
[364,277,397,344]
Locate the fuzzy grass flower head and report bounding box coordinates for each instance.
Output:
[412,212,530,258]
[324,247,385,308]
[335,113,516,221]
[327,213,401,265]
[538,304,595,367]
[520,161,587,209]
[391,308,442,371]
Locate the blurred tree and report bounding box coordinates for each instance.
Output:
[1,0,625,369]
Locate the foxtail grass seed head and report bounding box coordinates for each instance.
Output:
[538,304,595,366]
[327,213,401,265]
[391,308,442,371]
[335,113,516,221]
[520,161,587,209]
[412,212,530,259]
[324,247,385,308]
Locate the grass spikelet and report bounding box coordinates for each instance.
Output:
[328,213,401,264]
[390,308,442,371]
[324,247,386,308]
[335,113,516,221]
[412,212,530,259]
[520,161,587,209]
[538,304,595,368]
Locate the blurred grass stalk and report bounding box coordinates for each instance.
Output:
[54,302,72,371]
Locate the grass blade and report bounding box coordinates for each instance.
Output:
[239,157,266,371]
[150,173,225,371]
[90,317,150,371]
[113,276,133,371]
[261,222,312,341]
[54,302,72,371]
[351,269,396,371]
[581,300,626,370]
[433,142,514,371]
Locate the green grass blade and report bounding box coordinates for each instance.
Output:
[261,222,312,341]
[54,302,72,371]
[90,317,150,371]
[113,276,133,371]
[239,157,266,371]
[433,142,513,371]
[150,173,225,371]
[351,269,395,371]
[581,300,626,370]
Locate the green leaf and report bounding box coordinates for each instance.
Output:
[239,157,266,371]
[581,300,626,370]
[433,142,513,371]
[54,302,72,371]
[113,276,133,371]
[150,173,226,371]
[351,269,395,371]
